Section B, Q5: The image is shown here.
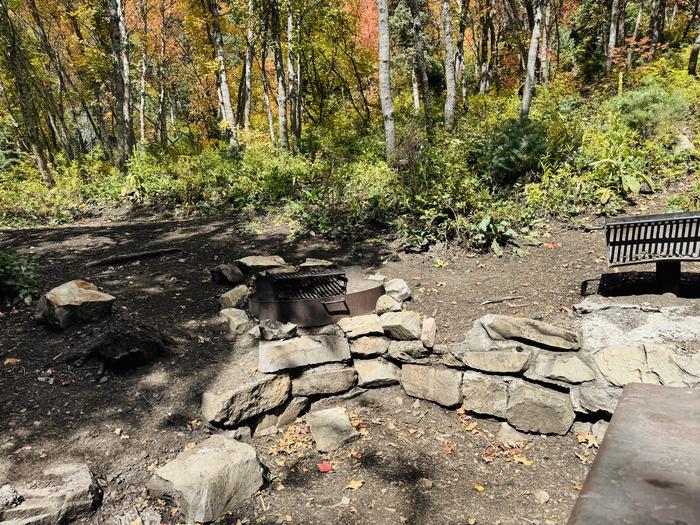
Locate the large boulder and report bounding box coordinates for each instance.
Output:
[291,364,357,396]
[505,382,575,435]
[36,280,114,329]
[258,336,351,373]
[461,371,510,418]
[0,463,102,525]
[354,358,401,387]
[380,311,422,341]
[201,350,290,427]
[306,407,359,452]
[383,279,411,301]
[147,435,263,524]
[337,314,384,338]
[524,353,596,384]
[400,364,463,407]
[481,314,580,350]
[462,349,532,374]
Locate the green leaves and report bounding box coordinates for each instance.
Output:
[0,250,39,306]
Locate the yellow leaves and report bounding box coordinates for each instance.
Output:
[267,425,313,457]
[462,420,478,432]
[433,259,449,268]
[3,357,21,366]
[576,432,599,448]
[185,442,196,450]
[512,454,534,466]
[187,419,202,430]
[345,479,364,490]
[472,482,486,492]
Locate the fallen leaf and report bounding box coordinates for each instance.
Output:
[317,460,332,473]
[462,421,478,432]
[186,442,196,450]
[545,242,561,250]
[442,445,454,455]
[3,358,21,366]
[573,481,584,491]
[512,454,534,466]
[346,479,364,490]
[468,518,477,525]
[473,483,486,492]
[576,432,599,448]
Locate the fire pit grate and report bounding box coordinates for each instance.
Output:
[267,268,348,301]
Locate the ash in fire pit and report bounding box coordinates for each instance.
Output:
[248,266,384,327]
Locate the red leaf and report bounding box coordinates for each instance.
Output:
[545,242,561,250]
[317,460,332,473]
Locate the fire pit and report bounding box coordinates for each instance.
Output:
[248,266,384,327]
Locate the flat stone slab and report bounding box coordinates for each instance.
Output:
[291,364,357,396]
[525,353,596,384]
[220,308,249,333]
[462,349,532,374]
[351,336,390,357]
[36,280,115,328]
[0,462,102,524]
[337,314,384,338]
[400,364,463,407]
[570,385,622,415]
[201,349,290,426]
[388,340,431,363]
[258,336,351,373]
[481,314,580,350]
[236,255,287,272]
[354,358,400,387]
[219,285,249,309]
[380,311,422,340]
[147,435,263,523]
[383,278,411,301]
[259,319,297,341]
[375,294,402,315]
[461,371,510,418]
[306,407,359,452]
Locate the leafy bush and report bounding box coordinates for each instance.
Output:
[485,118,548,185]
[0,250,38,305]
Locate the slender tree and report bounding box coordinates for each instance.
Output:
[139,0,149,143]
[455,0,469,107]
[441,0,456,130]
[270,0,289,149]
[157,0,168,147]
[243,0,254,131]
[690,26,700,76]
[627,2,643,68]
[521,0,543,120]
[406,0,433,134]
[376,0,395,161]
[606,0,621,72]
[649,0,666,54]
[539,0,551,86]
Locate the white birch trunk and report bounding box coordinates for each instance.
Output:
[441,0,456,130]
[520,0,542,120]
[376,0,396,160]
[606,0,621,73]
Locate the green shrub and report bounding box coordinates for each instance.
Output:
[0,250,38,305]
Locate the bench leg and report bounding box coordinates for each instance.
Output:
[656,261,681,293]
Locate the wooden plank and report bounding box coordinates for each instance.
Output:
[568,384,700,525]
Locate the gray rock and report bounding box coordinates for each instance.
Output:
[254,396,309,435]
[384,279,411,301]
[201,350,290,426]
[259,319,298,341]
[0,463,101,525]
[570,385,622,415]
[219,285,249,309]
[481,314,580,350]
[381,311,422,340]
[533,490,550,505]
[375,295,402,315]
[300,324,345,338]
[572,421,593,434]
[36,280,115,329]
[461,371,509,418]
[337,314,384,338]
[400,364,463,407]
[354,358,401,387]
[506,382,575,435]
[525,353,596,384]
[645,343,700,386]
[225,426,252,441]
[236,255,287,273]
[351,336,390,357]
[147,435,263,523]
[495,422,529,444]
[421,317,437,348]
[0,484,22,509]
[210,264,244,285]
[306,407,359,452]
[258,336,351,373]
[592,420,609,442]
[115,507,162,525]
[593,345,656,386]
[220,308,249,333]
[462,349,532,374]
[248,325,262,339]
[388,340,431,363]
[299,258,334,267]
[291,364,357,396]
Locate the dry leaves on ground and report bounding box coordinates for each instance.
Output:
[268,425,313,457]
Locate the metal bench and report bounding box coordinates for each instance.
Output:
[605,211,700,292]
[567,383,700,525]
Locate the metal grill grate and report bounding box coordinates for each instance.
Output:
[605,211,700,267]
[264,267,348,301]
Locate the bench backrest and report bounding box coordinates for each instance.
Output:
[605,211,700,267]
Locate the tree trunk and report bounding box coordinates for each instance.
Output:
[627,3,643,68]
[117,0,135,155]
[157,0,168,147]
[606,0,621,72]
[521,0,543,120]
[139,0,148,143]
[690,27,700,76]
[479,0,492,93]
[208,0,239,148]
[539,0,550,86]
[243,0,254,130]
[270,0,289,149]
[260,46,277,145]
[107,0,128,167]
[411,67,420,111]
[406,0,433,134]
[441,0,456,130]
[455,0,469,107]
[649,0,666,54]
[287,2,300,147]
[376,0,395,161]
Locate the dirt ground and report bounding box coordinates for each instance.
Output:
[0,192,684,524]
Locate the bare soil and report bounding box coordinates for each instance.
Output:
[0,194,688,524]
